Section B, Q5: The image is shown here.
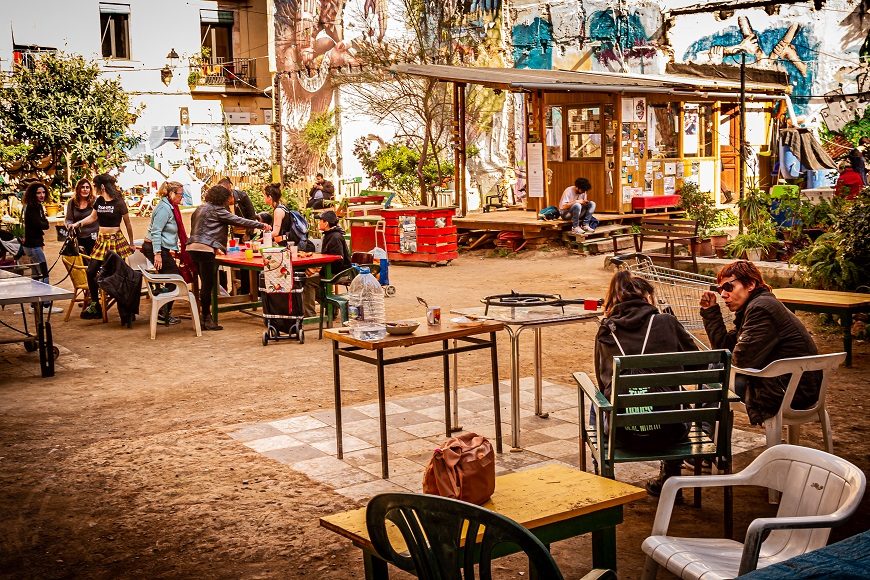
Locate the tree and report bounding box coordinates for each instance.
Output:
[336,0,498,205]
[0,52,139,190]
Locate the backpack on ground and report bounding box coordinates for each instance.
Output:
[539,205,560,220]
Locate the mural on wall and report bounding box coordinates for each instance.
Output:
[511,16,553,69]
[587,8,657,67]
[682,15,817,113]
[820,0,869,142]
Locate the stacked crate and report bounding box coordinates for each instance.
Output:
[382,207,458,265]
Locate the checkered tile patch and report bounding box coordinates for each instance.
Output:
[225,377,767,502]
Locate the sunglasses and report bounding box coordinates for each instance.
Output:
[710,281,738,294]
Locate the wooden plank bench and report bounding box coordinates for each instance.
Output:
[562,224,631,254]
[611,218,699,271]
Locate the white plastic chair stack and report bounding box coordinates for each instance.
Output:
[641,444,866,580]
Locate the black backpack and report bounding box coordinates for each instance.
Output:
[278,205,315,252]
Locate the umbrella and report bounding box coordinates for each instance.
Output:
[166,165,205,206]
[114,161,167,193]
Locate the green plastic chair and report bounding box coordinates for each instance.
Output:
[366,492,565,579]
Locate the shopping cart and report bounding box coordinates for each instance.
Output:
[259,248,306,345]
[371,219,396,297]
[608,252,734,337]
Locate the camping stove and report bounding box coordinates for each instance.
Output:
[481,291,602,315]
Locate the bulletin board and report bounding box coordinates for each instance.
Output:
[619,100,647,206]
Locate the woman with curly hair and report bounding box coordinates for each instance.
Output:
[69,173,135,320]
[64,178,98,255]
[141,181,185,325]
[187,185,271,331]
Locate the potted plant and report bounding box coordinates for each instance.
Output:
[187,48,210,89]
[678,182,721,257]
[726,221,777,261]
[43,186,63,217]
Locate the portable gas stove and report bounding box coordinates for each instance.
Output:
[452,291,603,450]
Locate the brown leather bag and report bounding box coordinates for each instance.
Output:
[422,432,495,505]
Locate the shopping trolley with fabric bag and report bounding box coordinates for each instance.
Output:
[370,219,396,297]
[607,253,734,348]
[259,247,306,345]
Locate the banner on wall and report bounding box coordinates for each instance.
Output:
[527,143,545,198]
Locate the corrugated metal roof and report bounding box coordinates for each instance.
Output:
[391,64,789,94]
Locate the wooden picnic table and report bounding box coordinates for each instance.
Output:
[213,252,340,324]
[773,288,870,367]
[324,317,504,479]
[320,463,646,577]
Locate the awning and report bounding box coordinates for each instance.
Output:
[390,64,789,94]
[200,9,234,24]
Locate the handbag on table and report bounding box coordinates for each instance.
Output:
[422,432,495,505]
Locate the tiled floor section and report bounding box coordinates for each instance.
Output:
[226,377,767,502]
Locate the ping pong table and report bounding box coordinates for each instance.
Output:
[0,269,73,377]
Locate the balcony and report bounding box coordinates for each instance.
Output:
[195,57,258,90]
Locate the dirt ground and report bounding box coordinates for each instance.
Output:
[1,215,868,579]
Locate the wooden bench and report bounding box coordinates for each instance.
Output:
[611,218,699,271]
[574,349,735,536]
[562,224,631,253]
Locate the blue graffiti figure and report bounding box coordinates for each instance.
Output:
[588,9,650,63]
[511,17,553,70]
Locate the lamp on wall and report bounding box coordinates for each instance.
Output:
[161,48,179,86]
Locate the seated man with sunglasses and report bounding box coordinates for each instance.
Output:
[699,260,820,426]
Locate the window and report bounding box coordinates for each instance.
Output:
[683,103,714,157]
[545,106,563,162]
[200,10,234,63]
[100,3,130,59]
[566,106,602,160]
[648,104,678,159]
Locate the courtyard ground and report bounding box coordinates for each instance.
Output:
[1,217,868,579]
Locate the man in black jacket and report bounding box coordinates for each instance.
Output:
[304,210,350,317]
[700,260,820,426]
[307,173,335,209]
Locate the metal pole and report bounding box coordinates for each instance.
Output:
[273,73,283,184]
[738,52,746,235]
[459,83,468,217]
[453,83,461,209]
[451,338,461,431]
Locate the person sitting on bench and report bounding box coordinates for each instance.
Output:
[560,177,596,234]
[307,173,335,209]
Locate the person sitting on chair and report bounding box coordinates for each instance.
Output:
[595,269,700,499]
[307,173,335,209]
[559,177,596,234]
[699,260,820,426]
[303,210,350,318]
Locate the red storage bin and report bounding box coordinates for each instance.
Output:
[381,207,458,265]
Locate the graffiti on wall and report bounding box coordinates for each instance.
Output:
[587,9,656,66]
[683,16,817,113]
[511,16,553,69]
[820,0,869,135]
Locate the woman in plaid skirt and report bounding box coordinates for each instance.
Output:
[69,173,135,319]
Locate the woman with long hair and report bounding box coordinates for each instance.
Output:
[186,184,271,331]
[69,173,135,320]
[595,269,699,500]
[64,178,98,255]
[141,181,185,325]
[21,181,51,285]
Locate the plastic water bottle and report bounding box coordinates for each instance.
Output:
[347,267,385,334]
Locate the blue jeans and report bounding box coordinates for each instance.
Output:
[561,201,596,228]
[22,246,48,283]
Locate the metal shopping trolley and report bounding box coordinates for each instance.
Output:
[259,247,306,345]
[608,253,734,342]
[371,219,396,297]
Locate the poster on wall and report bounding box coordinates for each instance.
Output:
[399,216,417,254]
[622,186,632,203]
[664,176,676,195]
[526,143,545,198]
[683,104,699,156]
[620,98,646,124]
[699,160,716,192]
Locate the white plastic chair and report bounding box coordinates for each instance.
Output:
[641,444,866,580]
[138,267,202,340]
[732,353,845,455]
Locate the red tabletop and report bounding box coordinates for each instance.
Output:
[216,252,341,269]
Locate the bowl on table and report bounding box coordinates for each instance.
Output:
[385,321,420,335]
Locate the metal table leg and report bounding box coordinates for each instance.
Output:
[489,331,503,453]
[376,349,389,479]
[843,310,853,367]
[534,327,548,418]
[451,338,462,432]
[507,326,523,450]
[333,340,344,459]
[442,339,452,437]
[34,303,53,378]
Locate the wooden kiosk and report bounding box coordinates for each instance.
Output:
[392,64,789,219]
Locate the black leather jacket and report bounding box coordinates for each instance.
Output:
[188,202,263,252]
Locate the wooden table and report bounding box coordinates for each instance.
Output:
[773,288,870,367]
[320,463,646,578]
[324,318,505,479]
[212,252,340,324]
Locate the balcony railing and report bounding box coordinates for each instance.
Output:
[198,57,257,88]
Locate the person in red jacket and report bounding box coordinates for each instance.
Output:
[834,163,864,200]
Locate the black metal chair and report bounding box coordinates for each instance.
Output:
[366,492,564,579]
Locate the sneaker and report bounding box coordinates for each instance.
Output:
[41,304,64,314]
[682,458,713,472]
[645,478,685,504]
[80,303,102,320]
[159,315,181,326]
[570,226,585,235]
[201,317,223,331]
[581,224,594,233]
